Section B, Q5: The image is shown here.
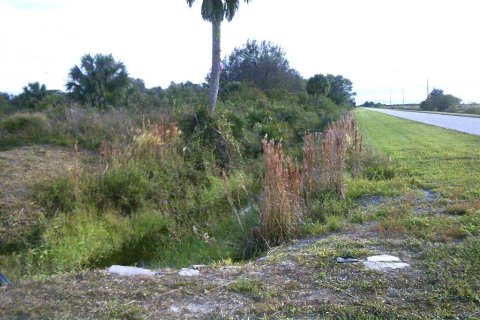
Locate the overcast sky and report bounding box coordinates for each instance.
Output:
[1,0,479,104]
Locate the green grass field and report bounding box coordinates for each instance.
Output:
[354,108,480,200]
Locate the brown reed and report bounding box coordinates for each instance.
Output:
[259,138,303,247]
[301,111,363,200]
[302,132,323,204]
[321,120,347,197]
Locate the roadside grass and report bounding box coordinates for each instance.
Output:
[353,108,480,200]
[351,109,480,246]
[345,109,480,313]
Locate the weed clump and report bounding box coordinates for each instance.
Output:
[445,203,469,216]
[258,139,303,247]
[360,151,396,180]
[256,112,365,248]
[303,112,363,199]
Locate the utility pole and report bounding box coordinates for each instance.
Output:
[402,88,405,106]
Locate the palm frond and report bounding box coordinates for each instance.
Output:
[201,0,224,22]
[224,0,239,21]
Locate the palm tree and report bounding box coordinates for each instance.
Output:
[66,54,129,108]
[186,0,251,110]
[307,74,332,107]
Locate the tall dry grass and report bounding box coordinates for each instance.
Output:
[342,112,363,177]
[302,132,323,203]
[302,111,363,199]
[258,112,364,247]
[133,118,179,157]
[99,118,179,169]
[259,139,303,247]
[320,119,347,197]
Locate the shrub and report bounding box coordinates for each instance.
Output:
[420,88,461,111]
[178,106,238,170]
[97,166,149,214]
[0,113,50,149]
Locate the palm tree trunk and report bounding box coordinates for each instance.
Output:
[208,19,222,111]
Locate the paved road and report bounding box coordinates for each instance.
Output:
[364,108,480,136]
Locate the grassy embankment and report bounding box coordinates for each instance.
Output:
[1,109,479,319]
[0,101,342,281]
[353,108,480,200]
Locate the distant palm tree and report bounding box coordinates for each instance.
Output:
[186,0,251,110]
[66,54,129,108]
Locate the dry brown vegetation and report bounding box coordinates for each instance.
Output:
[302,112,362,200]
[259,112,363,247]
[259,139,302,247]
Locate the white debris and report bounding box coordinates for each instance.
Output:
[178,268,200,276]
[363,255,410,271]
[169,305,180,313]
[186,303,209,313]
[107,265,154,276]
[363,261,410,271]
[366,255,401,262]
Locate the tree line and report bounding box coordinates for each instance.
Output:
[0,41,356,113]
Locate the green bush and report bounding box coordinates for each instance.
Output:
[98,167,149,214]
[177,106,239,170]
[2,113,48,133]
[0,113,50,149]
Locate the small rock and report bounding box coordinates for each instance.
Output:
[178,268,200,276]
[107,265,155,276]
